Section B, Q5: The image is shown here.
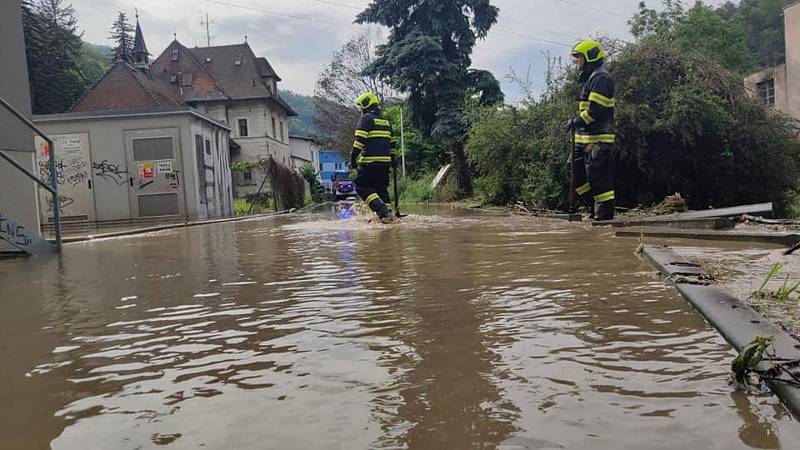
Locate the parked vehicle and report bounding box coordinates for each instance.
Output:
[332,171,355,201]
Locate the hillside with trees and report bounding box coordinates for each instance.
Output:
[282,91,318,138]
[22,0,110,114]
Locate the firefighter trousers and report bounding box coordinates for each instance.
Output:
[572,142,615,220]
[355,163,391,216]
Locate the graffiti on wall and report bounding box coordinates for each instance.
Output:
[166,170,180,189]
[0,211,33,250]
[92,160,128,186]
[45,195,75,214]
[38,157,89,187]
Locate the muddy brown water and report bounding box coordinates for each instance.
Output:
[2,208,799,449]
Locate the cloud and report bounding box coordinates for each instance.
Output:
[69,0,731,102]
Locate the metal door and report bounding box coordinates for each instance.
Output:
[124,128,184,218]
[35,133,96,223]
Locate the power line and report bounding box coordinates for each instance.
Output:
[313,0,362,11]
[202,0,573,51]
[493,29,571,47]
[558,0,628,19]
[201,0,348,27]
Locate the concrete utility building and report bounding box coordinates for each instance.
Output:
[744,1,800,121]
[35,108,233,223]
[34,18,234,223]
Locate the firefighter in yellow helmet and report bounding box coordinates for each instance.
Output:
[351,92,397,223]
[565,39,616,221]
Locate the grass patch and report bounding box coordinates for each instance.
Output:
[752,263,800,301]
[393,173,437,204]
[234,197,271,216]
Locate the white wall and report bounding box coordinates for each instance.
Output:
[289,138,320,171]
[190,118,233,219]
[0,0,40,246]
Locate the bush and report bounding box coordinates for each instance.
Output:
[466,38,800,213]
[394,172,437,204]
[300,163,327,204]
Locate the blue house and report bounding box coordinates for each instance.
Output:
[319,151,349,192]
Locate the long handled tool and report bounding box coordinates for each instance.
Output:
[392,155,407,218]
[568,130,576,214]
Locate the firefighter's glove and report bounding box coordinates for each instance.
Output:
[565,117,579,134]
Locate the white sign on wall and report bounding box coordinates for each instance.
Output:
[61,137,82,154]
[157,161,173,173]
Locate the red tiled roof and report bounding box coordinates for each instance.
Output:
[71,62,183,112]
[74,41,294,116]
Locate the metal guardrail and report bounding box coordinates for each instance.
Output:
[0,95,61,251]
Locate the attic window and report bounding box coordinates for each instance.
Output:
[171,49,179,61]
[169,74,177,83]
[205,56,212,63]
[234,59,242,66]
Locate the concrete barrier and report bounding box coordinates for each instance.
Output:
[643,245,800,418]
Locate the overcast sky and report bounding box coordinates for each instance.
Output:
[69,0,729,102]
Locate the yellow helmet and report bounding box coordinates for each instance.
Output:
[355,92,380,111]
[571,39,605,63]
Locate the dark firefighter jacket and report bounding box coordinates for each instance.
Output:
[575,65,615,145]
[351,107,396,167]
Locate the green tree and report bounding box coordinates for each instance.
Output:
[630,0,756,73]
[22,0,87,114]
[77,43,112,88]
[109,11,134,63]
[382,102,449,178]
[355,0,504,199]
[282,91,318,137]
[300,163,327,203]
[725,0,795,68]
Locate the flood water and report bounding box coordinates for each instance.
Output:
[2,208,799,449]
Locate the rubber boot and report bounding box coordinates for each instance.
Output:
[582,196,595,221]
[376,203,395,223]
[594,200,614,221]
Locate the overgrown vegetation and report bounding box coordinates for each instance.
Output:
[466,37,800,212]
[234,197,271,216]
[230,158,306,212]
[394,173,437,204]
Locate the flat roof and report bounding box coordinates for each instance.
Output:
[289,135,315,142]
[33,106,231,131]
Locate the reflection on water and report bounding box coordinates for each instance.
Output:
[0,208,798,449]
